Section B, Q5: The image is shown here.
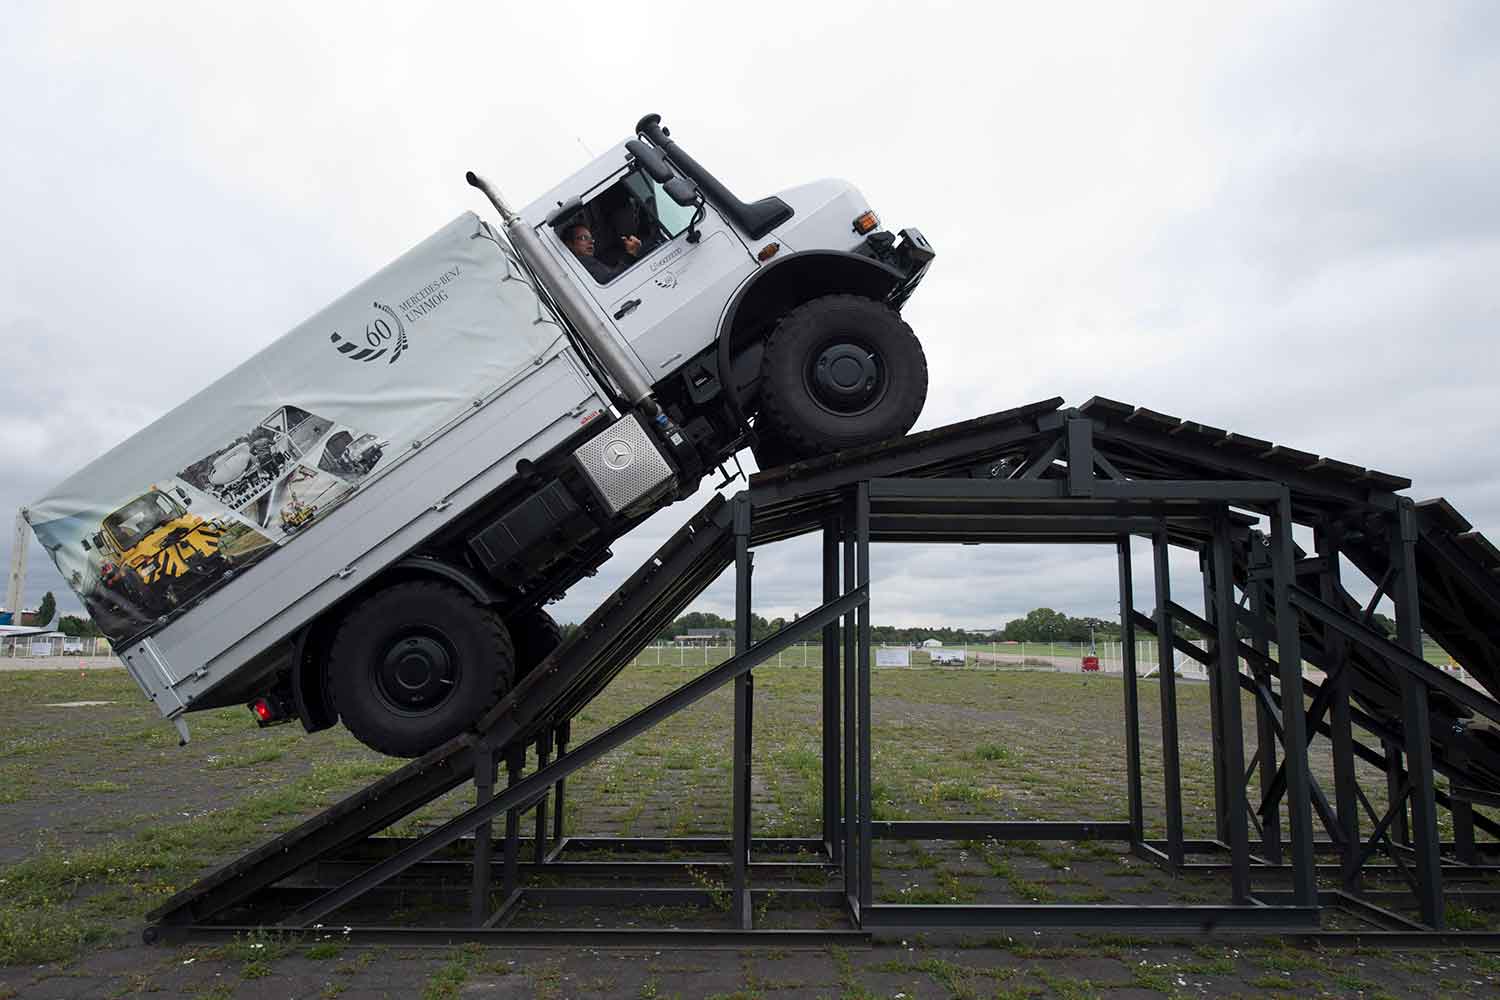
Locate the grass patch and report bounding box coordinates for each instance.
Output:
[1445,903,1493,929]
[206,745,286,769]
[0,757,394,966]
[422,943,483,999]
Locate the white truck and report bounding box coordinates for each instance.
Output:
[27,114,934,757]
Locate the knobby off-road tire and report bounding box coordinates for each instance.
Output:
[508,606,563,676]
[328,580,515,758]
[757,294,928,462]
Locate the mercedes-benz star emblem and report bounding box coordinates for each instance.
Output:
[604,439,635,470]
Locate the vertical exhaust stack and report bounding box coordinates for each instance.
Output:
[465,171,656,409]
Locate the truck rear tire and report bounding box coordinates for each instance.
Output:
[758,294,927,460]
[328,581,515,758]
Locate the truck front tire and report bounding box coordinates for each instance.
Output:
[757,294,927,462]
[328,581,515,758]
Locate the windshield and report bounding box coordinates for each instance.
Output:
[104,492,182,549]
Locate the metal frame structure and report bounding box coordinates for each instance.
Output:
[145,398,1500,946]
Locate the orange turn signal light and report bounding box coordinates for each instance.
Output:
[852,211,879,234]
[757,242,781,262]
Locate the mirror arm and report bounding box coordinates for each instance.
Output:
[686,198,706,244]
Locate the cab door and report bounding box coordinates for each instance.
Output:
[575,172,759,378]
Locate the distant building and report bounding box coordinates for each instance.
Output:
[920,638,943,648]
[674,627,735,646]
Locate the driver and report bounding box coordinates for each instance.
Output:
[562,223,641,284]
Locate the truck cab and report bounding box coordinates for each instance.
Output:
[513,114,934,473]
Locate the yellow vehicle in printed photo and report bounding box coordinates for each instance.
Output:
[82,488,261,617]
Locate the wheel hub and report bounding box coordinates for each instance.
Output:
[811,343,882,413]
[378,633,457,712]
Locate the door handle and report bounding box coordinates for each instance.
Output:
[613,299,642,320]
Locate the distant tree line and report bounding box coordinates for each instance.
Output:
[555,608,1131,646]
[558,607,1409,647]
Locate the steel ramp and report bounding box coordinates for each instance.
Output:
[145,395,1500,941]
[147,492,740,928]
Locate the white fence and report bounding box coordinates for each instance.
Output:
[621,639,1213,675]
[0,635,113,658]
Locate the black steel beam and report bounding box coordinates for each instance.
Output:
[1316,525,1361,895]
[1153,529,1185,867]
[861,904,1320,931]
[821,519,841,864]
[149,925,869,948]
[871,821,1132,841]
[1270,495,1318,906]
[732,497,754,929]
[1118,538,1145,843]
[1247,539,1282,864]
[842,507,858,910]
[1067,416,1094,497]
[1392,501,1444,928]
[1210,514,1252,904]
[1287,588,1500,726]
[856,483,874,911]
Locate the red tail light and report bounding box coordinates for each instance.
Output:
[249,693,293,727]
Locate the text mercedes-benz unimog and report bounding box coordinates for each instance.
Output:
[28,114,935,757]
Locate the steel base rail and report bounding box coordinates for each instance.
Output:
[146,925,869,949]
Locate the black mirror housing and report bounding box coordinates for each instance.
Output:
[663,177,699,207]
[626,140,675,184]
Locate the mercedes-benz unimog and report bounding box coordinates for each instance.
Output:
[28,114,935,757]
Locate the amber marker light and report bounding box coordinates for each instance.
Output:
[852,211,879,234]
[757,242,781,262]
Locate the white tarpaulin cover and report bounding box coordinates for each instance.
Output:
[28,212,562,644]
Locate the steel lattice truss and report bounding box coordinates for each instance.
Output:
[145,398,1500,947]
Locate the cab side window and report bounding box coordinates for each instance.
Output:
[555,169,692,285]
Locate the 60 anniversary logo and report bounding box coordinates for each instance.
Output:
[329,302,409,364]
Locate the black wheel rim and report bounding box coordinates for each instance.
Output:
[805,339,888,416]
[375,628,461,715]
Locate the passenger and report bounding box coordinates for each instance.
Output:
[562,223,641,284]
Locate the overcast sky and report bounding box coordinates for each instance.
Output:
[3,2,1497,633]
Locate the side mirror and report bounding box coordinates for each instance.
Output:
[626,140,674,184]
[81,538,91,552]
[663,177,699,207]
